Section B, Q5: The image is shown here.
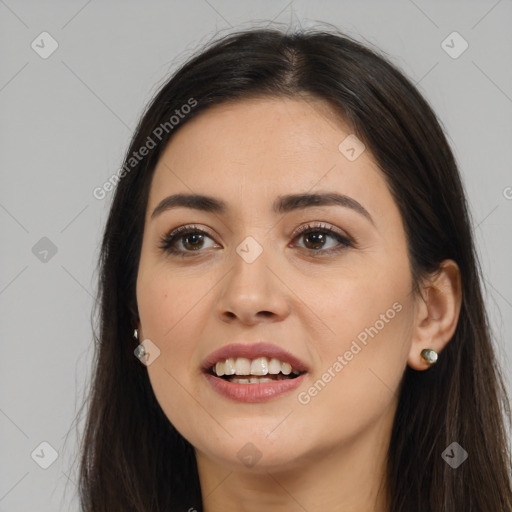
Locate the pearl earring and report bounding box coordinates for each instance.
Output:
[420,348,438,365]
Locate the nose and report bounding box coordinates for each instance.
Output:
[215,246,291,326]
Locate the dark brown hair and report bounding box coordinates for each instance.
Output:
[76,26,512,511]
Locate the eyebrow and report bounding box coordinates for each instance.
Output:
[151,192,375,225]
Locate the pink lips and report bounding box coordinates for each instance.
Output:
[203,372,307,403]
[201,342,309,403]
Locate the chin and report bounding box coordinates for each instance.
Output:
[196,431,314,473]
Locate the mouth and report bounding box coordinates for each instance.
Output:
[201,342,309,402]
[207,356,306,384]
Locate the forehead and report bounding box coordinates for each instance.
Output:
[148,96,388,218]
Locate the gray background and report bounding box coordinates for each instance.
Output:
[1,1,511,510]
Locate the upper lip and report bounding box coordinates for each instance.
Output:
[202,342,309,373]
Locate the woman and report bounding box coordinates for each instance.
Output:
[78,26,512,511]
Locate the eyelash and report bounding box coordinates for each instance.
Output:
[158,222,354,258]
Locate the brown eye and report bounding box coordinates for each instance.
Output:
[292,223,353,255]
[159,225,218,257]
[180,232,206,251]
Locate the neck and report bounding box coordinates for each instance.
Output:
[195,407,394,512]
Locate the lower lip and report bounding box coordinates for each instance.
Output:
[203,372,307,403]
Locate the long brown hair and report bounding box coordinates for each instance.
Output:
[76,26,512,511]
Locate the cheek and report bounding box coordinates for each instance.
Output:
[303,293,413,437]
[137,269,201,344]
[137,272,200,395]
[302,260,413,422]
[137,269,212,412]
[311,260,409,354]
[137,256,237,363]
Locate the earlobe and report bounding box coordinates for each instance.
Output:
[407,260,462,371]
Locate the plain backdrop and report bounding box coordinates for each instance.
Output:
[1,1,511,510]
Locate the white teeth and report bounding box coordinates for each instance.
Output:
[250,357,268,376]
[281,362,292,375]
[215,361,225,377]
[225,358,236,375]
[212,356,302,377]
[234,357,251,375]
[230,377,275,384]
[268,358,282,374]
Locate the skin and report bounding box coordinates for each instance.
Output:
[135,96,462,512]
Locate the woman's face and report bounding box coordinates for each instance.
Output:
[136,96,418,472]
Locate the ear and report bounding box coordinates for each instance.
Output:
[407,259,462,370]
